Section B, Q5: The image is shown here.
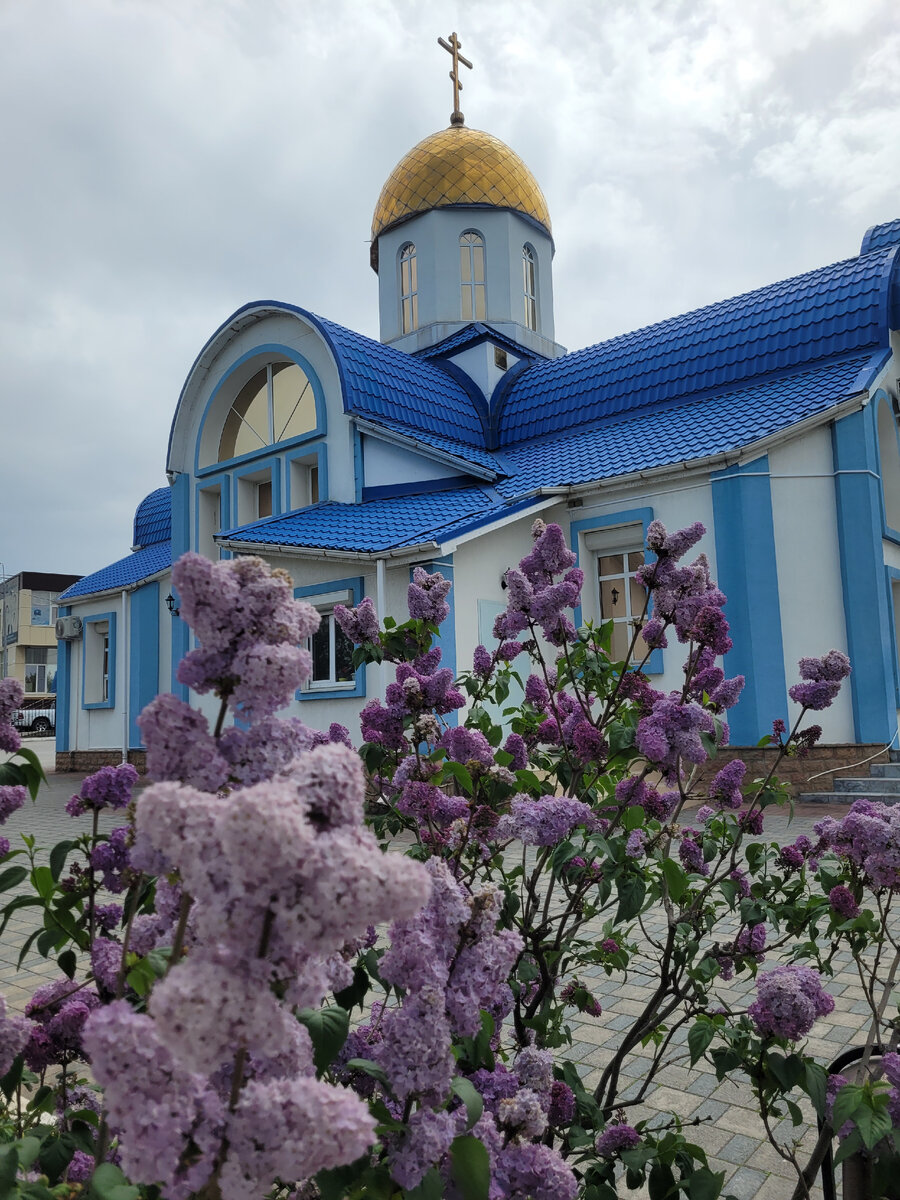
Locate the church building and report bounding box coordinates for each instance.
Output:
[55,44,900,778]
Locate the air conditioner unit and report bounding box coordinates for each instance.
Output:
[55,616,83,639]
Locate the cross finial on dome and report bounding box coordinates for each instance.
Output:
[438,32,472,126]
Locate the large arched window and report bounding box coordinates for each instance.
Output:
[460,231,486,321]
[218,361,316,463]
[400,243,418,334]
[523,245,537,331]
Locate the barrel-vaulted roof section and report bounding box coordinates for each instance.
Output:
[497,243,900,446]
[167,302,488,472]
[132,486,171,549]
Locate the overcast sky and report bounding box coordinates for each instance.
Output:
[1,0,898,579]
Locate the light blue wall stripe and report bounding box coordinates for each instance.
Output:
[711,456,788,744]
[129,583,159,747]
[55,606,71,752]
[832,409,896,741]
[170,472,191,700]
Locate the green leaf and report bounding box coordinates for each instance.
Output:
[297,1005,350,1075]
[855,1101,892,1150]
[406,1167,444,1200]
[687,1166,726,1200]
[833,1129,863,1168]
[451,1076,485,1129]
[89,1162,142,1200]
[687,1019,716,1066]
[449,1135,491,1200]
[662,858,689,904]
[334,963,370,1011]
[0,1052,24,1102]
[442,760,474,795]
[622,805,644,831]
[31,865,54,901]
[616,874,645,921]
[648,1162,677,1200]
[344,1057,388,1085]
[0,1143,19,1191]
[0,865,27,893]
[49,840,75,882]
[804,1061,828,1117]
[832,1083,864,1134]
[57,948,77,980]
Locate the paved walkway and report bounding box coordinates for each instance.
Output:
[0,744,870,1197]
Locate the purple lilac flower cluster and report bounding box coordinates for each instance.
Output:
[0,784,26,857]
[0,992,33,1076]
[0,677,23,754]
[496,794,599,847]
[788,650,851,711]
[494,520,583,647]
[88,741,429,1195]
[814,799,900,889]
[595,1123,641,1156]
[748,964,834,1041]
[66,762,138,817]
[24,978,100,1071]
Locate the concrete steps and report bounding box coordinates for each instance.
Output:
[798,751,900,805]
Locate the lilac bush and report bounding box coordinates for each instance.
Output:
[0,523,895,1199]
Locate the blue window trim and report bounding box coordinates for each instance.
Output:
[81,611,117,710]
[885,566,900,708]
[295,576,366,700]
[232,457,283,526]
[285,442,328,511]
[194,475,232,557]
[195,345,327,477]
[832,409,897,742]
[872,390,900,545]
[568,507,663,675]
[411,557,458,725]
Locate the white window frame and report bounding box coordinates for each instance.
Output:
[460,231,486,321]
[583,524,648,663]
[400,243,418,334]
[306,588,356,693]
[523,244,537,331]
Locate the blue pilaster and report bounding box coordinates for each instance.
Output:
[711,456,788,744]
[55,606,71,752]
[129,582,159,746]
[832,409,896,742]
[170,472,191,699]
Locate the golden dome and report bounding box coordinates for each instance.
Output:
[371,125,551,243]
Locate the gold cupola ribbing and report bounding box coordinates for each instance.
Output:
[371,125,552,249]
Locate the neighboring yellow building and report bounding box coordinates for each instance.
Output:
[0,572,81,697]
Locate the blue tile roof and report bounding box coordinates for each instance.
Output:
[132,487,171,548]
[861,220,900,255]
[416,322,542,363]
[361,415,500,474]
[494,353,879,496]
[497,244,900,445]
[60,541,171,600]
[312,314,489,447]
[219,487,539,555]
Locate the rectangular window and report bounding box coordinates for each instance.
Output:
[289,454,321,510]
[24,647,55,694]
[596,548,648,662]
[236,467,274,525]
[295,579,366,699]
[198,485,222,559]
[83,613,116,708]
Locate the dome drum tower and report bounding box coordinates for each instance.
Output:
[371,122,563,359]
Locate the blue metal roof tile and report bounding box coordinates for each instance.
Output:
[219,487,532,554]
[132,487,171,548]
[862,221,900,255]
[497,244,898,445]
[61,541,171,601]
[493,353,874,497]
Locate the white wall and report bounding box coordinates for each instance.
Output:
[361,437,463,487]
[769,430,854,742]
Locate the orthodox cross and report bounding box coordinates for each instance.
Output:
[438,32,472,126]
